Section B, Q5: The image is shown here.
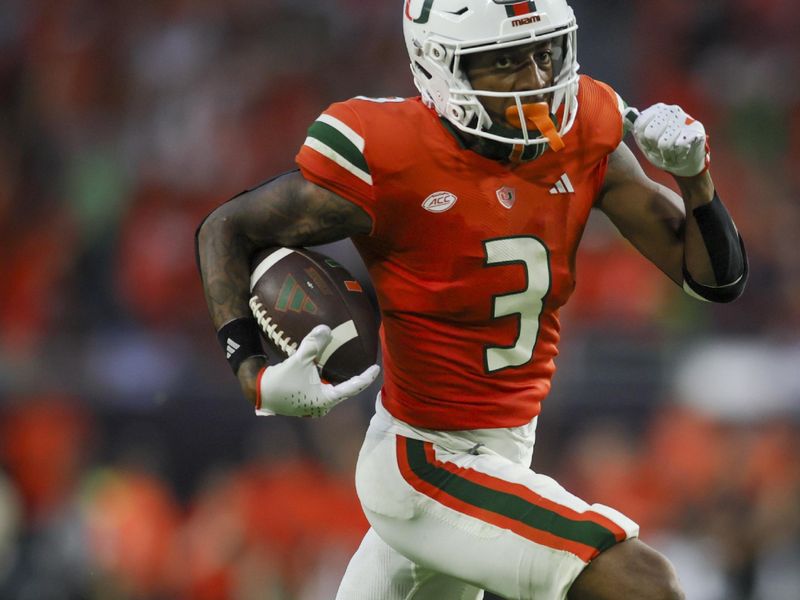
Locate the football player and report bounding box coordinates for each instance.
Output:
[196,1,747,598]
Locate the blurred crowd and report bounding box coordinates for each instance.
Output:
[1,1,798,599]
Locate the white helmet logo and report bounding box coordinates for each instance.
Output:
[405,0,434,24]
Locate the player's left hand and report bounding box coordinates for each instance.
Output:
[630,103,710,177]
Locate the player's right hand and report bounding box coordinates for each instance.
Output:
[255,325,380,418]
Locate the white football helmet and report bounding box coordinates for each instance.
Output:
[403,0,579,149]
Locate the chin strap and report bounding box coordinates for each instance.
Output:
[505,102,565,152]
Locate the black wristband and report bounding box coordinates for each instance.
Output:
[217,317,266,374]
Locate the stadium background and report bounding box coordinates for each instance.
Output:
[1,0,798,598]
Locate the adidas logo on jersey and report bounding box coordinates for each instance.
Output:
[549,173,574,195]
[226,338,240,359]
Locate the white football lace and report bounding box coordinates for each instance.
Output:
[249,296,298,356]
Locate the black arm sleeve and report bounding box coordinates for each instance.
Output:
[682,192,748,303]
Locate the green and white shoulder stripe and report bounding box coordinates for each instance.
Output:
[612,90,626,117]
[304,114,372,185]
[613,91,638,136]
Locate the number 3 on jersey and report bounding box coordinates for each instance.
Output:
[483,237,551,373]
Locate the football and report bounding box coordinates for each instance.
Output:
[249,246,379,384]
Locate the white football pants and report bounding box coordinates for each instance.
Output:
[335,397,639,599]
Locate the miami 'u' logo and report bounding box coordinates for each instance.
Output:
[405,0,434,24]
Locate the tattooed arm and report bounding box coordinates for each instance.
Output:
[196,170,373,405]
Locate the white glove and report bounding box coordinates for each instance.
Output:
[255,324,380,418]
[631,103,710,177]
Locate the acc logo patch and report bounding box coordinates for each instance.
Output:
[422,191,458,213]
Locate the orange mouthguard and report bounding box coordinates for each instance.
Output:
[505,103,565,152]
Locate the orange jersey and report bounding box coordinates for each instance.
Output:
[296,76,624,430]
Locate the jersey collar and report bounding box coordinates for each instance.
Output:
[438,118,548,164]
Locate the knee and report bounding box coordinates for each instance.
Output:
[641,555,684,600]
[569,539,685,600]
[621,541,685,600]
